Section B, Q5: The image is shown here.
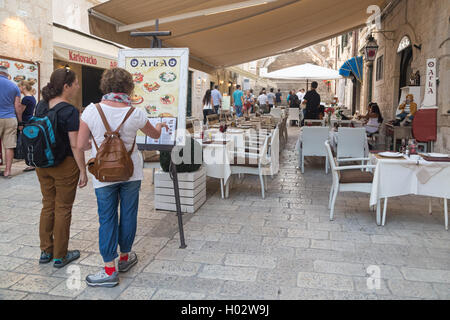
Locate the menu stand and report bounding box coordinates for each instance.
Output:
[131,25,187,249]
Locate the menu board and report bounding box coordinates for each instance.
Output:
[0,55,40,101]
[222,95,231,111]
[118,49,188,149]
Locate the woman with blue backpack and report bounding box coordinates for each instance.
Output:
[33,67,87,268]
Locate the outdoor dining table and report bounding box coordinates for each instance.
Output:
[194,128,271,198]
[369,153,450,229]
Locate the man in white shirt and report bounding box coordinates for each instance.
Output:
[211,85,222,114]
[296,88,305,102]
[257,90,269,113]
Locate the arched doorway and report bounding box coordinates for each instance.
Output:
[397,36,413,103]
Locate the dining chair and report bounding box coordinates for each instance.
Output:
[287,108,300,127]
[336,127,367,165]
[324,141,377,221]
[300,127,330,174]
[227,127,279,199]
[304,119,325,127]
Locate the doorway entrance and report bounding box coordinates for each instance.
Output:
[398,45,413,103]
[82,66,104,108]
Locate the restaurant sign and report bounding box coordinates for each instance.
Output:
[54,46,117,70]
[422,58,437,108]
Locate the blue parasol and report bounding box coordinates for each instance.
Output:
[339,56,363,82]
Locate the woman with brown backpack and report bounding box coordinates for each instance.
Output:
[76,68,167,287]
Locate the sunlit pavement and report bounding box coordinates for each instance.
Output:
[0,126,449,300]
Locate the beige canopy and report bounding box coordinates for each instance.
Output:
[89,0,387,73]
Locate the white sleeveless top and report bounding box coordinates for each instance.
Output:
[365,117,380,134]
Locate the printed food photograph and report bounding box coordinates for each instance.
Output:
[130,94,144,105]
[133,72,144,83]
[144,82,160,92]
[14,63,24,70]
[160,94,175,105]
[0,61,10,68]
[29,65,37,72]
[159,71,177,82]
[13,75,26,82]
[145,105,158,114]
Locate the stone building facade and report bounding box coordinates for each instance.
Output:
[0,0,54,91]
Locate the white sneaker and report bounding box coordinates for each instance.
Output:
[86,269,119,287]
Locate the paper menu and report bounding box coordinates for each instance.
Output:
[146,117,177,145]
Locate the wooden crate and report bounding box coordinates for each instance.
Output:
[154,166,206,213]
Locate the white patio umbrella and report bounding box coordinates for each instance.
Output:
[262,63,342,80]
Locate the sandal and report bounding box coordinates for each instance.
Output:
[53,250,80,268]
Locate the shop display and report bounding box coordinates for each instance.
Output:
[0,56,39,101]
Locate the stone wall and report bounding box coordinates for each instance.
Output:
[370,0,450,153]
[0,0,54,93]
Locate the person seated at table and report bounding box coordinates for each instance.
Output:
[393,94,417,126]
[360,102,383,135]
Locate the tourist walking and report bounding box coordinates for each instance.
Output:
[35,67,86,268]
[77,68,167,287]
[275,89,282,107]
[243,90,254,117]
[211,85,222,114]
[202,89,215,125]
[232,85,244,117]
[0,65,23,178]
[267,88,276,112]
[257,89,269,114]
[18,80,37,172]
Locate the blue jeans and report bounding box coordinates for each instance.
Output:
[235,105,243,117]
[396,111,414,122]
[94,180,141,263]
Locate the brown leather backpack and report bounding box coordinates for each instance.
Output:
[87,103,136,182]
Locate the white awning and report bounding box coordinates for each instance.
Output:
[88,0,388,73]
[262,63,342,80]
[53,25,123,69]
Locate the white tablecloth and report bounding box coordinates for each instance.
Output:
[369,155,450,207]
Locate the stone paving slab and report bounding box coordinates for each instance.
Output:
[0,126,448,300]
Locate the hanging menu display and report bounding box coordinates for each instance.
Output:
[118,49,188,148]
[0,55,40,101]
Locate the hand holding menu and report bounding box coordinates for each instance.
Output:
[147,117,177,145]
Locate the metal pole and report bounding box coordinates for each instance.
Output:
[170,159,187,249]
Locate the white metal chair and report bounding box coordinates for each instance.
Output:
[270,108,283,119]
[300,127,330,174]
[287,108,300,127]
[304,119,325,127]
[325,141,377,221]
[336,127,367,165]
[227,127,279,199]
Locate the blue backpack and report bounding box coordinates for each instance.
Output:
[21,102,71,168]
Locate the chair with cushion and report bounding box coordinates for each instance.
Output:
[287,108,300,127]
[207,114,219,126]
[227,127,279,199]
[336,127,367,166]
[304,119,325,127]
[325,141,376,221]
[300,127,330,174]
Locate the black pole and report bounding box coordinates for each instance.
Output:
[169,159,187,249]
[131,26,186,249]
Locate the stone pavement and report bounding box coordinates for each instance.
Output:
[0,126,449,300]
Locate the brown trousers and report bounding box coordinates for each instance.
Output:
[36,156,80,259]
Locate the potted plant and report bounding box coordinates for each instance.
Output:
[154,137,206,213]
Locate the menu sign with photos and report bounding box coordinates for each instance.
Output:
[0,55,40,101]
[118,48,189,148]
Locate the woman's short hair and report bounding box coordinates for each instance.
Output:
[100,68,134,95]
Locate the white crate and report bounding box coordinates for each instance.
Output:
[154,166,206,213]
